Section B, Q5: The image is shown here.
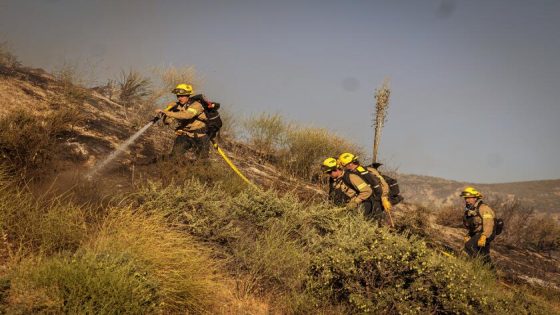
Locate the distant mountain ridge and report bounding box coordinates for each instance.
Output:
[397,173,560,213]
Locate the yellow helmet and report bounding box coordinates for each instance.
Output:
[171,83,193,96]
[460,187,483,199]
[321,157,339,173]
[338,152,358,167]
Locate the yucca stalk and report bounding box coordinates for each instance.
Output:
[372,79,391,164]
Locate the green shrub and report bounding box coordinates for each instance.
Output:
[394,204,433,237]
[4,252,158,314]
[130,178,556,314]
[305,216,501,313]
[90,208,228,313]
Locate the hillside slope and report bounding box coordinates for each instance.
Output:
[1,64,559,313]
[399,173,560,213]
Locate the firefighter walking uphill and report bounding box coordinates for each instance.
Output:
[460,187,496,266]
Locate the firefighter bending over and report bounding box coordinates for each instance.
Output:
[322,158,380,221]
[337,152,392,223]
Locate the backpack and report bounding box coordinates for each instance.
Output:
[188,94,223,139]
[346,167,383,200]
[381,174,403,205]
[344,165,404,205]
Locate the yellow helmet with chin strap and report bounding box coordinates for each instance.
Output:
[338,152,358,167]
[321,157,339,173]
[460,187,483,198]
[172,83,193,96]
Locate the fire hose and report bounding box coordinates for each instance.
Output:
[211,140,259,190]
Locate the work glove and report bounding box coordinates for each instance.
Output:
[381,197,392,211]
[477,234,487,247]
[346,200,360,210]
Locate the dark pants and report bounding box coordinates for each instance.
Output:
[464,233,493,266]
[171,134,210,159]
[363,200,386,225]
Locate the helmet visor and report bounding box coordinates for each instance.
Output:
[172,88,191,96]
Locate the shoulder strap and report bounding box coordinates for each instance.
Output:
[341,171,359,193]
[474,201,485,218]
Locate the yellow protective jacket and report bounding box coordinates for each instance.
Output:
[163,101,207,137]
[333,170,373,205]
[463,200,495,238]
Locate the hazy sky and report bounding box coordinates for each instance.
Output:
[1,0,559,183]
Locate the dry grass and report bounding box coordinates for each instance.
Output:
[53,62,90,105]
[243,113,288,160]
[434,196,560,253]
[118,69,151,106]
[150,66,201,104]
[489,196,560,252]
[280,126,363,181]
[0,107,84,179]
[242,113,363,181]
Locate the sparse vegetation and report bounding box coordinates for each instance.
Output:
[434,196,560,254]
[0,62,558,314]
[0,108,83,179]
[280,126,363,180]
[53,62,90,104]
[118,69,152,106]
[243,113,288,159]
[243,113,363,180]
[488,197,560,252]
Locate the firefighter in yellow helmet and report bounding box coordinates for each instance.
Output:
[321,158,375,219]
[337,153,393,224]
[460,187,496,266]
[155,84,210,159]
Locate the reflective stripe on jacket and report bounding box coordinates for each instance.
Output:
[333,171,373,205]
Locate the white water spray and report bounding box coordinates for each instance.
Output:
[86,121,154,180]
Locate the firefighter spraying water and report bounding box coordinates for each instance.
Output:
[86,84,258,190]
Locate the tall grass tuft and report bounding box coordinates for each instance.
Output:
[118,69,152,106]
[0,108,83,179]
[243,113,289,159]
[242,113,363,181]
[53,62,90,105]
[0,172,88,256]
[281,126,363,181]
[3,208,230,314]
